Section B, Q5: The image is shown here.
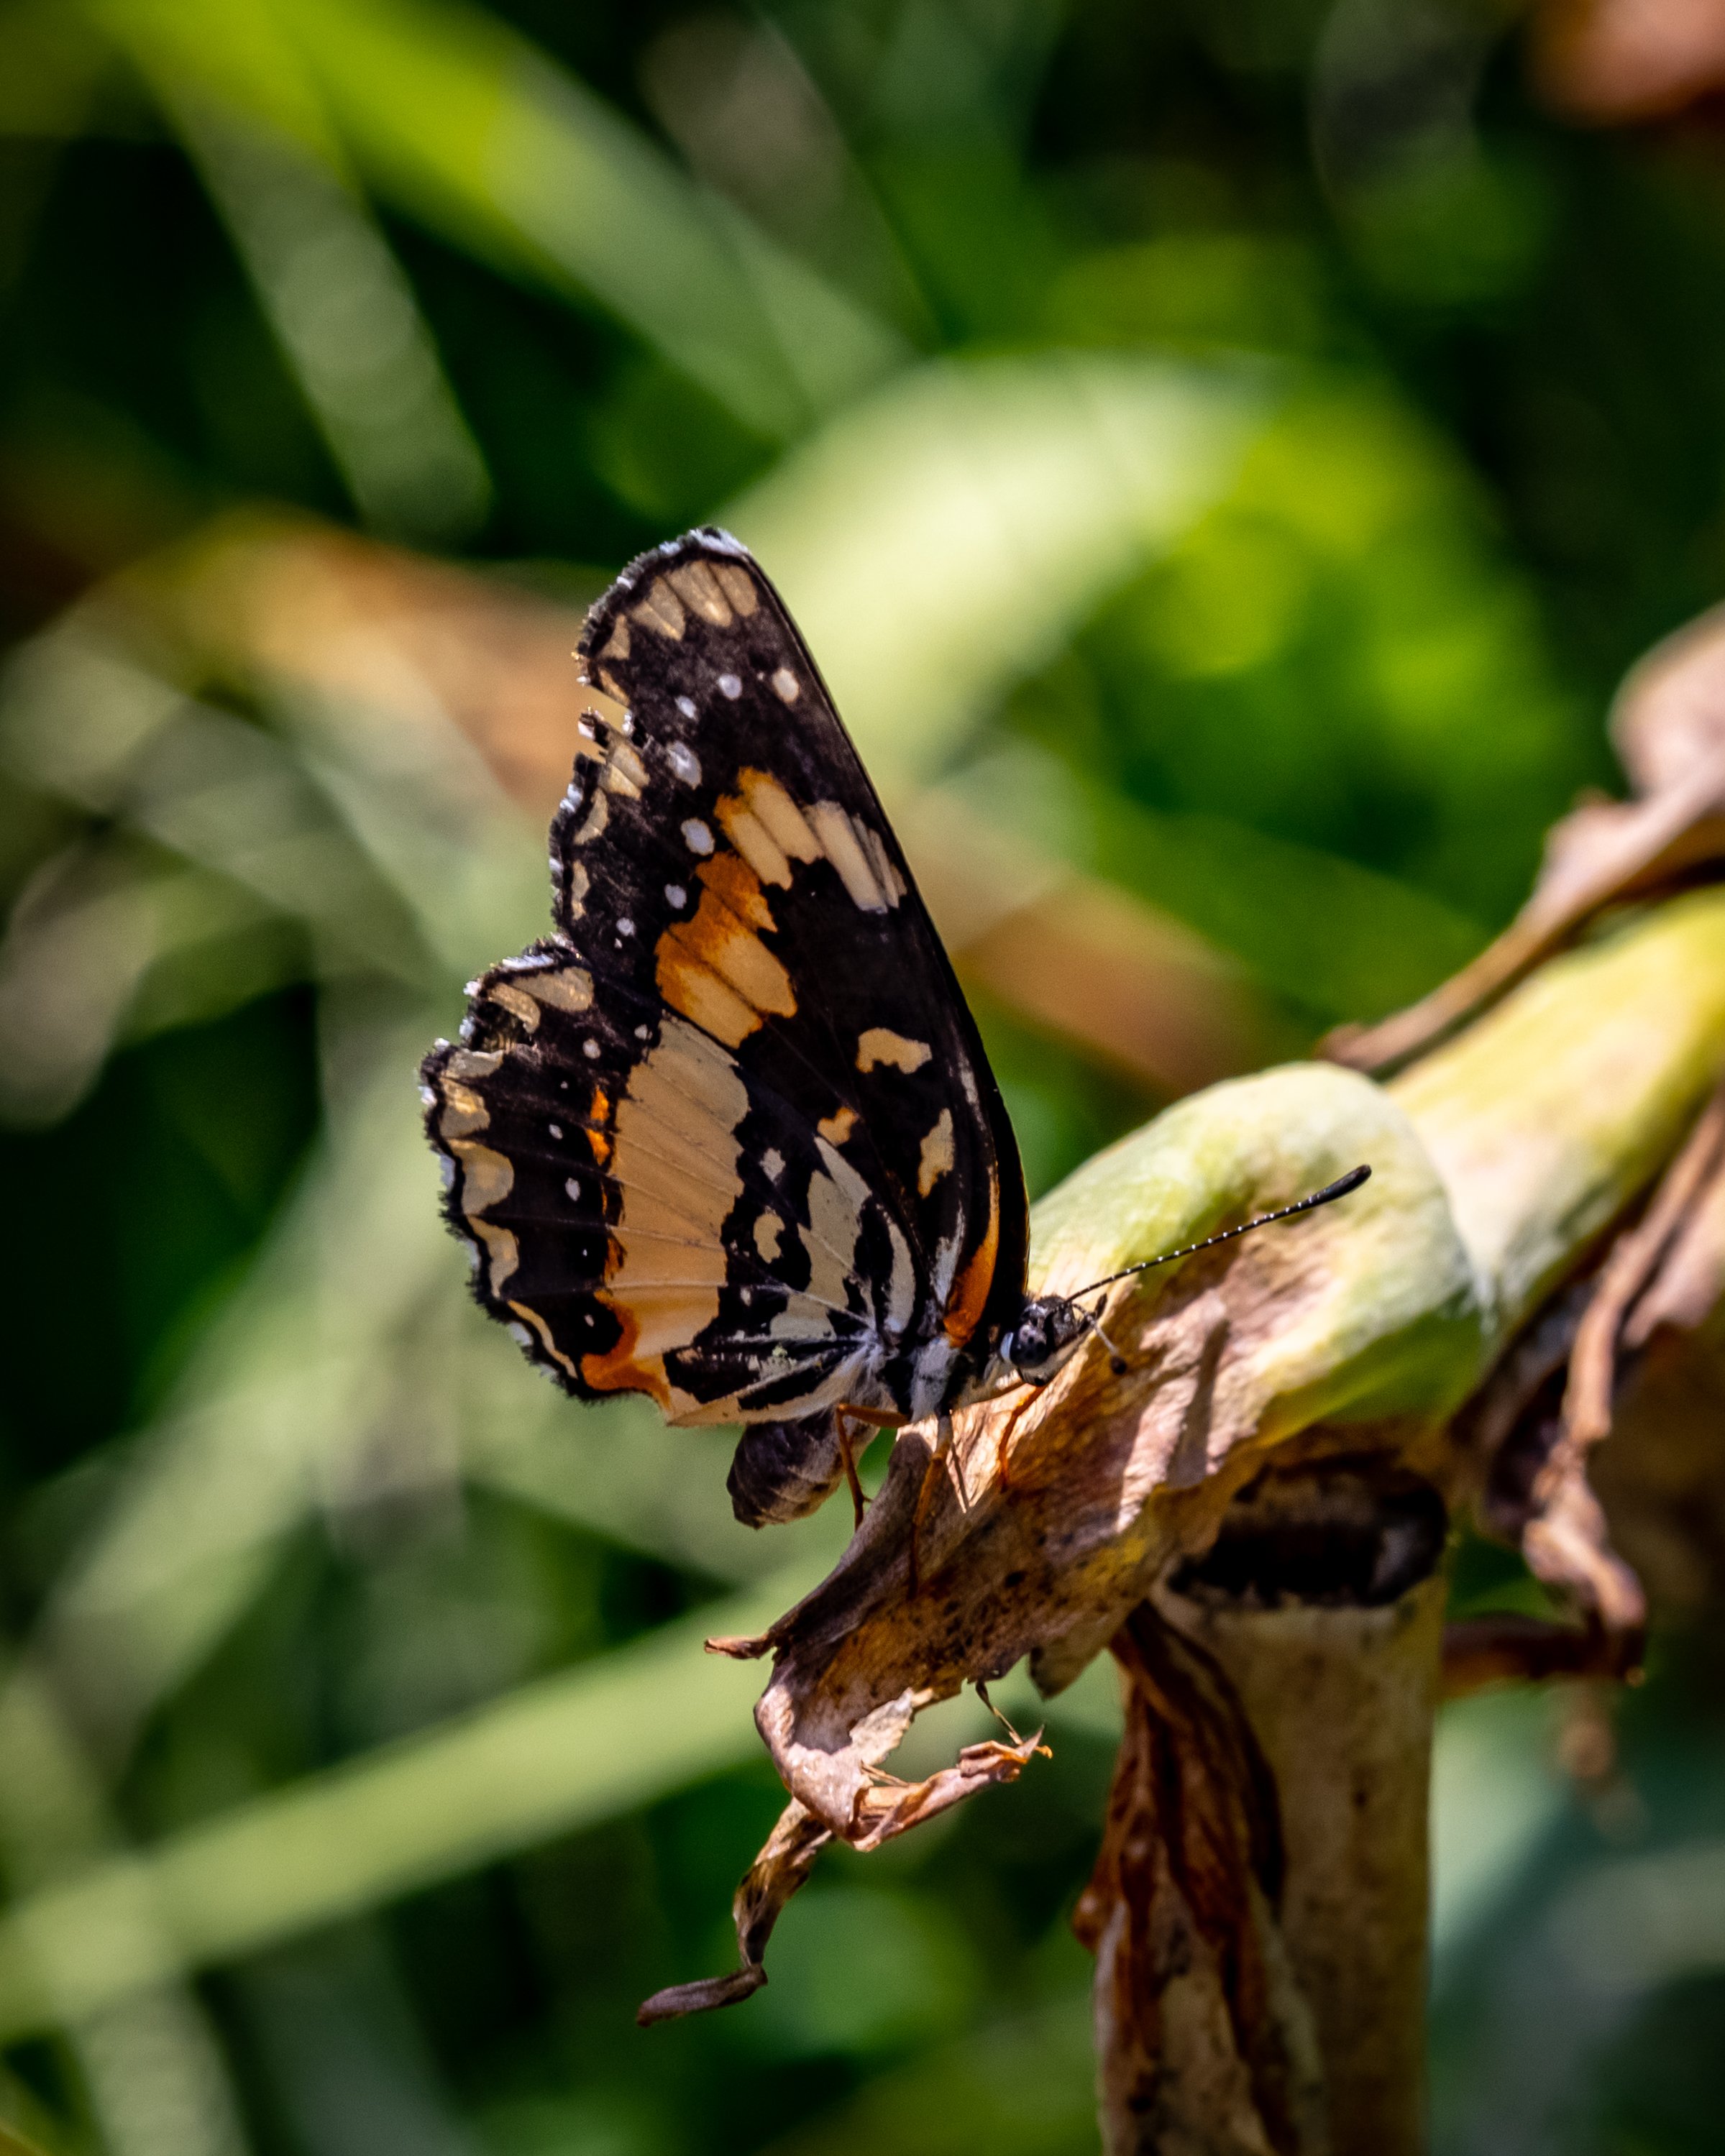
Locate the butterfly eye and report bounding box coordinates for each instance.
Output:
[1007,1300,1091,1381]
[1007,1308,1055,1372]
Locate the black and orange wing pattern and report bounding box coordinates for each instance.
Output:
[422,528,1028,1434]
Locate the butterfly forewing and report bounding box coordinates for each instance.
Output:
[423,528,1028,1431]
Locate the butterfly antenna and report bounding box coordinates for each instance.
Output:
[1072,1164,1373,1304]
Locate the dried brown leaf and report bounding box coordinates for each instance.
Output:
[1532,0,1725,125]
[636,1799,830,2026]
[1441,1613,1624,1696]
[1576,1087,1725,1613]
[1557,1081,1725,1450]
[1327,604,1725,1077]
[1440,1090,1725,1675]
[1077,1607,1325,2156]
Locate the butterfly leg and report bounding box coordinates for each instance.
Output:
[836,1412,866,1531]
[975,1678,1026,1746]
[907,1411,955,1598]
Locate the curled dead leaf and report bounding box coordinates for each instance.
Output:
[1327,607,1725,1077]
[1445,1083,1725,1684]
[636,1799,829,2026]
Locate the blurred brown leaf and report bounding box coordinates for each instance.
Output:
[1532,0,1725,124]
[1327,600,1725,1075]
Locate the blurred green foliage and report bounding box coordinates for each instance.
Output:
[2,2,1725,2152]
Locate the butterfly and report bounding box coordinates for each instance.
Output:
[421,528,1368,1530]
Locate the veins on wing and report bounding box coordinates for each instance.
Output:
[593,1118,861,1280]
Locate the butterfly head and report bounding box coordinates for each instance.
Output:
[987,1165,1376,1402]
[998,1296,1097,1385]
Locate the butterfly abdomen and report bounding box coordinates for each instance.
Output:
[726,1415,847,1526]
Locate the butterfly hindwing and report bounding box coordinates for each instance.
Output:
[423,528,1028,1431]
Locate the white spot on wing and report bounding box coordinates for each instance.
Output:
[884,1218,916,1336]
[682,819,714,855]
[549,1122,562,1139]
[666,882,687,907]
[583,1040,600,1060]
[676,695,697,720]
[762,1148,784,1180]
[717,672,742,699]
[772,667,800,703]
[933,1221,964,1306]
[667,740,701,785]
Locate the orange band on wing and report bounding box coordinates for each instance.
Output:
[656,853,796,1049]
[942,1171,1001,1349]
[581,1296,672,1410]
